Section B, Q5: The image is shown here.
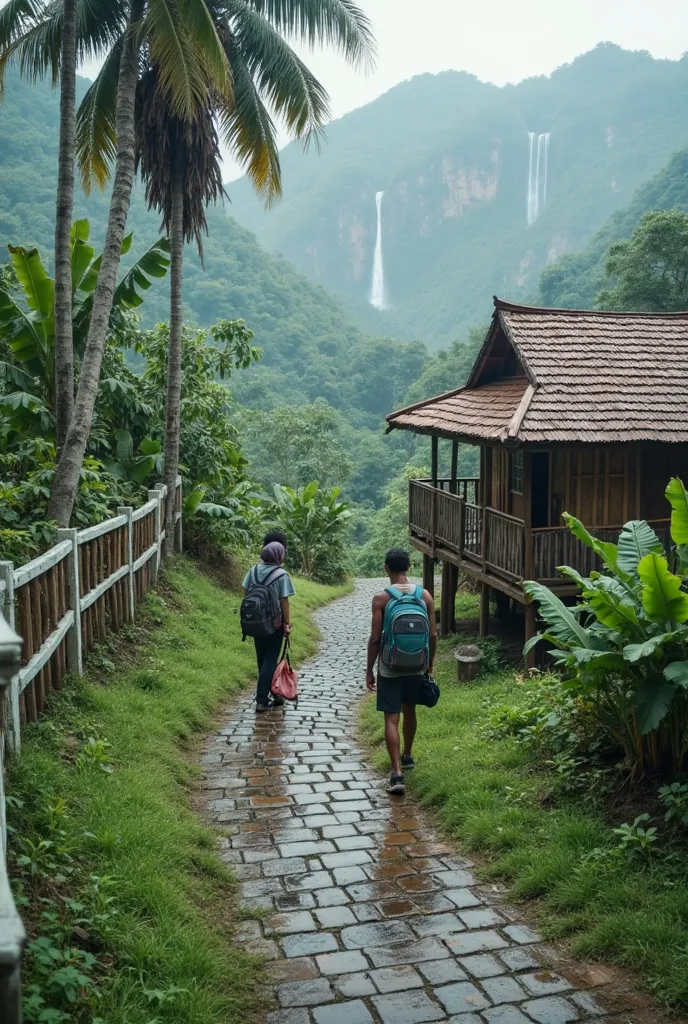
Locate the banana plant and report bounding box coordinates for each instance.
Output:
[524,479,688,774]
[271,481,353,577]
[0,220,170,416]
[104,429,162,485]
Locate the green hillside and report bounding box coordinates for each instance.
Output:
[227,44,688,346]
[539,149,688,308]
[0,68,428,428]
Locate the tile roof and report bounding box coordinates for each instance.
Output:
[387,300,688,444]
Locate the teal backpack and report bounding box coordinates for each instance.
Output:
[380,586,430,673]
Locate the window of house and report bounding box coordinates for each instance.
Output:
[510,450,524,494]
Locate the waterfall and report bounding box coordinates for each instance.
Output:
[526,132,550,225]
[369,190,387,309]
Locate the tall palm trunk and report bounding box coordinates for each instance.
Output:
[53,0,77,452]
[163,161,184,555]
[47,0,144,527]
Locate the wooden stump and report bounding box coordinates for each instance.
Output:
[455,643,482,682]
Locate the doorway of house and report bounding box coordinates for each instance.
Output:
[531,452,550,528]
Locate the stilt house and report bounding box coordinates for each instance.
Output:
[385,299,688,660]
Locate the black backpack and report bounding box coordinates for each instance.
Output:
[240,565,285,639]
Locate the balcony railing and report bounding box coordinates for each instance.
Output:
[409,478,672,588]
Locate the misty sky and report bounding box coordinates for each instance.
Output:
[26,0,688,178]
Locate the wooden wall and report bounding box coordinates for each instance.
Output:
[481,443,688,527]
[550,445,688,526]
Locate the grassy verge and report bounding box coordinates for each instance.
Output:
[8,557,349,1024]
[361,637,688,1011]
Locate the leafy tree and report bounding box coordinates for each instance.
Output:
[596,209,688,311]
[242,401,353,493]
[402,329,484,406]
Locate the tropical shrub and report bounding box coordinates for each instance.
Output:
[524,478,688,776]
[270,482,353,583]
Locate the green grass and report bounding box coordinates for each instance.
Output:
[361,638,688,1011]
[8,557,350,1024]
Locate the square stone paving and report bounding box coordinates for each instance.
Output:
[195,580,651,1024]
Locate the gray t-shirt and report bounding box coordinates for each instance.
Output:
[242,562,295,599]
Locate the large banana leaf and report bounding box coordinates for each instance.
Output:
[112,237,171,310]
[584,575,641,633]
[70,219,97,295]
[665,477,688,572]
[0,286,45,373]
[636,677,676,734]
[617,520,664,575]
[664,661,688,688]
[666,478,688,544]
[563,512,623,576]
[624,632,677,663]
[638,552,688,627]
[522,580,597,651]
[8,244,54,330]
[73,236,171,348]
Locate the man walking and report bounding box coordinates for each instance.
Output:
[366,548,437,794]
[242,530,295,712]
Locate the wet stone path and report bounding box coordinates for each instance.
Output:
[199,581,634,1024]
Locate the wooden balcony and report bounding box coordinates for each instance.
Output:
[409,478,671,598]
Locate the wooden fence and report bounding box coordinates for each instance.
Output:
[0,476,181,1022]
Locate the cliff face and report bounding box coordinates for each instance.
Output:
[228,45,688,345]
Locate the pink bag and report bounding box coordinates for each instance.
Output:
[271,638,298,707]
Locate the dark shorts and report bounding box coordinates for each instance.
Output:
[376,674,424,714]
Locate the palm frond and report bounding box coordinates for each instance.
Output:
[216,25,281,202]
[76,36,122,192]
[236,0,375,70]
[0,13,60,86]
[0,0,46,63]
[178,0,229,90]
[226,2,330,141]
[76,0,128,64]
[143,0,208,119]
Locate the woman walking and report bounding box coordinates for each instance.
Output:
[241,536,295,712]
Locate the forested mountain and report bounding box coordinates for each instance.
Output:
[227,44,688,345]
[539,149,688,308]
[0,68,426,427]
[0,67,429,513]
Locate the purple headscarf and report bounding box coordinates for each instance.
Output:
[261,541,286,565]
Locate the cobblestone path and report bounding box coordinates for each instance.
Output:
[199,581,639,1024]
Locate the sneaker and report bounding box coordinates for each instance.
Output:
[255,700,271,713]
[387,773,405,795]
[401,754,415,771]
[271,695,286,708]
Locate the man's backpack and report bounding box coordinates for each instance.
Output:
[240,565,285,639]
[380,585,430,673]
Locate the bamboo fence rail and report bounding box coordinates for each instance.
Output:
[0,476,182,1022]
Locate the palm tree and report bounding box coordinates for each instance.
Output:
[1,0,231,526]
[135,64,226,553]
[74,0,375,544]
[1,0,94,450]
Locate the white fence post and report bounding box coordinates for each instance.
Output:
[56,530,82,676]
[0,608,25,1024]
[174,477,183,553]
[118,507,135,619]
[148,487,163,579]
[0,563,20,757]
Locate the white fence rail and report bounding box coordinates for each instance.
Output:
[0,476,182,1023]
